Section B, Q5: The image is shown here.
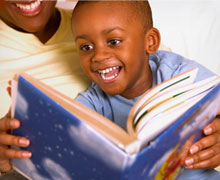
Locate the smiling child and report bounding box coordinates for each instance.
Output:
[71,1,220,179]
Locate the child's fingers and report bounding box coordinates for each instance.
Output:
[185,153,220,169]
[189,132,220,155]
[204,117,220,135]
[185,143,220,168]
[184,117,220,169]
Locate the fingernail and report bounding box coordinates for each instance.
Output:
[185,165,193,169]
[190,145,199,154]
[185,158,194,166]
[22,152,32,158]
[204,127,212,135]
[10,120,20,128]
[19,138,30,146]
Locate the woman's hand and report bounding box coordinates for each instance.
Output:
[0,113,31,172]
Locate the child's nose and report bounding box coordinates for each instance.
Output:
[92,47,111,62]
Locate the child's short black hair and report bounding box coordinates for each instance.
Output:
[73,0,153,32]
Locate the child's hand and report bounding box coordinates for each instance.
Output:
[184,114,220,169]
[0,113,31,172]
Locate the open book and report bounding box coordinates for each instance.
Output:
[11,68,220,180]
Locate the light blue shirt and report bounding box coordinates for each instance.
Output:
[76,50,220,180]
[76,50,215,129]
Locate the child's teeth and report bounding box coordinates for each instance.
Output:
[101,73,105,80]
[98,66,119,74]
[98,66,119,80]
[101,74,116,80]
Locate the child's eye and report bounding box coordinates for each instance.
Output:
[108,39,121,46]
[80,44,93,51]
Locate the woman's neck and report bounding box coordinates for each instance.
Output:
[34,9,61,44]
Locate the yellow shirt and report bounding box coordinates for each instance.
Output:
[0,8,91,117]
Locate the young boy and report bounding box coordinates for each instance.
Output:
[71,1,220,179]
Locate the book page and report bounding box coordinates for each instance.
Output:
[136,90,209,145]
[127,68,198,134]
[134,75,218,126]
[136,77,220,133]
[131,68,198,125]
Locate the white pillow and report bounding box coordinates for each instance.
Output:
[150,0,220,75]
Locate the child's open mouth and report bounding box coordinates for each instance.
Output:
[12,0,42,16]
[98,66,121,81]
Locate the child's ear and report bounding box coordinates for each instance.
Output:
[145,28,161,54]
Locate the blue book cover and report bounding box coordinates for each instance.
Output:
[11,73,220,180]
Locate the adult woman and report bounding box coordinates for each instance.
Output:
[0,0,90,173]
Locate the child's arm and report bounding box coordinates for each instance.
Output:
[0,113,31,173]
[184,110,220,169]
